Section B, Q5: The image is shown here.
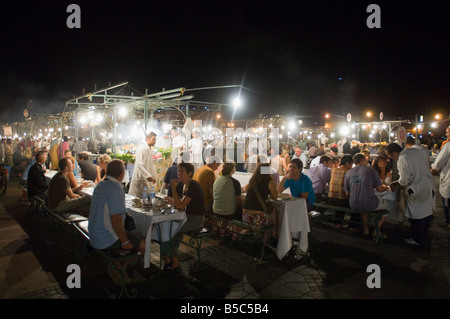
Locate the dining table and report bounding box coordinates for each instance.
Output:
[44,170,187,269]
[269,197,310,260]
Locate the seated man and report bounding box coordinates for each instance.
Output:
[77,152,98,182]
[47,158,91,216]
[88,159,145,285]
[326,155,354,230]
[344,153,390,238]
[307,155,332,202]
[277,158,315,211]
[27,150,49,202]
[193,155,221,213]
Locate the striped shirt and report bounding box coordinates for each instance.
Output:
[328,167,349,199]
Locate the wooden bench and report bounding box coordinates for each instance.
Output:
[72,220,141,299]
[205,212,276,264]
[180,227,215,272]
[312,202,389,243]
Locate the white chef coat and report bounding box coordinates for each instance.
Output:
[188,137,203,165]
[128,144,157,198]
[431,142,450,199]
[397,147,435,219]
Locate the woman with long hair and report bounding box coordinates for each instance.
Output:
[95,154,112,183]
[243,163,278,225]
[163,162,205,272]
[372,156,392,186]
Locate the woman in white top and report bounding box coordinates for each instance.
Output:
[373,156,392,186]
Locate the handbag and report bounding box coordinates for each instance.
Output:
[254,185,270,214]
[124,213,136,231]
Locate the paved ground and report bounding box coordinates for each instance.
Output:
[1,172,450,304]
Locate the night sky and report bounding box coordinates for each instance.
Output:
[1,0,449,126]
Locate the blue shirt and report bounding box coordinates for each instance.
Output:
[283,173,316,205]
[88,176,127,249]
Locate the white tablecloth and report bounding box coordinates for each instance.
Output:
[270,198,310,260]
[80,187,187,269]
[375,189,403,222]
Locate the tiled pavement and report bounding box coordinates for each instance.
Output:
[1,175,450,300]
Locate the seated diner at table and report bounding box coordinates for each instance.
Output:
[277,158,316,211]
[163,162,206,272]
[65,156,82,188]
[27,150,49,203]
[88,159,145,285]
[95,154,112,183]
[242,162,278,247]
[47,157,91,216]
[212,161,243,239]
[77,152,98,182]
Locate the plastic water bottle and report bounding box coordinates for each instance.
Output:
[150,185,156,205]
[142,186,149,205]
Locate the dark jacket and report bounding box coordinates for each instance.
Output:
[27,162,48,197]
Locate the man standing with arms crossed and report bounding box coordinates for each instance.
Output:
[129,132,157,198]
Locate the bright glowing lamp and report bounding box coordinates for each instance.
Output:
[232,97,242,109]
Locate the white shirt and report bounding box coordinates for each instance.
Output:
[172,135,186,149]
[337,138,346,155]
[188,137,203,165]
[309,156,321,168]
[397,147,435,219]
[411,144,430,163]
[128,143,157,198]
[431,142,450,199]
[155,136,172,149]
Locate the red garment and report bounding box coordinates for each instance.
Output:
[57,141,70,159]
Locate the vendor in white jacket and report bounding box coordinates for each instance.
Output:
[129,132,157,198]
[431,127,450,227]
[386,143,435,246]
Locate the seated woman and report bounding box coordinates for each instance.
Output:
[243,163,278,246]
[163,162,205,272]
[372,156,392,187]
[95,154,112,183]
[66,156,81,189]
[212,161,243,239]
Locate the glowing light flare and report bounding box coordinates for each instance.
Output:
[232,97,242,109]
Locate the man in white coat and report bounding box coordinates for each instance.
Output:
[129,132,157,198]
[386,143,435,246]
[431,127,450,227]
[188,129,203,171]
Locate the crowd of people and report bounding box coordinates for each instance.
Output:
[14,123,450,284]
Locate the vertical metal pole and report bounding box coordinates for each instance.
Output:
[415,114,418,143]
[75,107,79,143]
[144,90,148,133]
[113,106,117,157]
[59,114,63,159]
